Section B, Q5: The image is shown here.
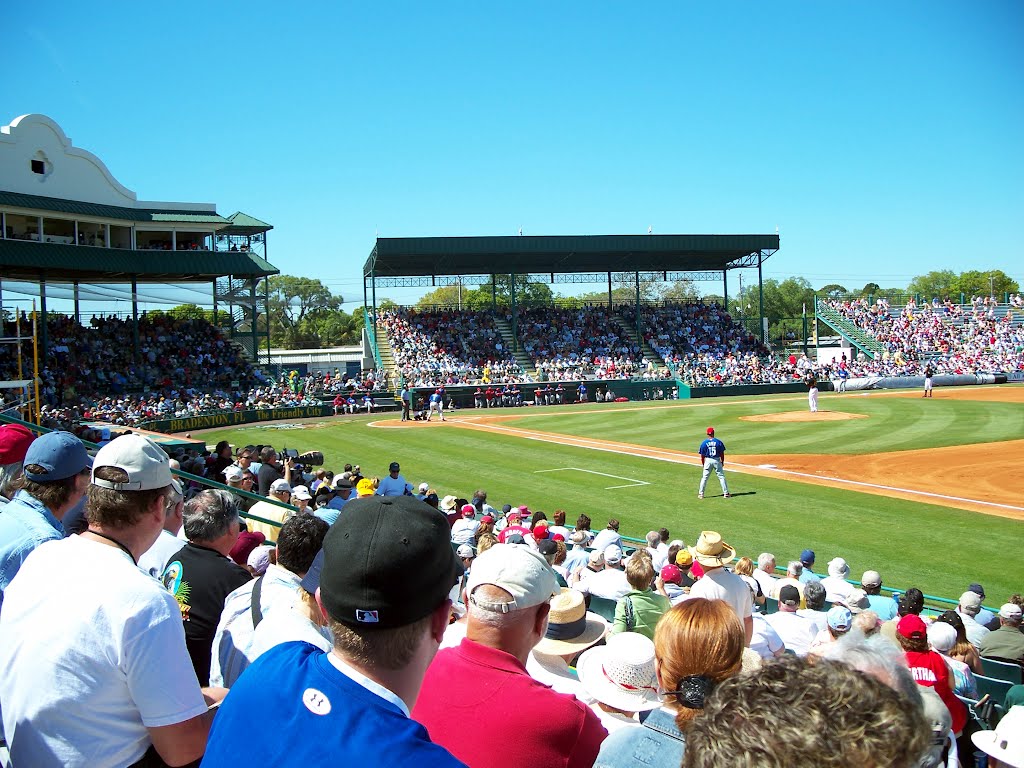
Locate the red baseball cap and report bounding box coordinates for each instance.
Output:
[661,564,683,584]
[532,523,549,540]
[0,423,36,464]
[706,427,715,435]
[897,614,927,640]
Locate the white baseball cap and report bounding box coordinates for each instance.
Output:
[91,435,173,491]
[291,485,312,501]
[270,478,292,493]
[467,544,558,613]
[224,465,245,482]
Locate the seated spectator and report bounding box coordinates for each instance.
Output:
[0,430,92,610]
[201,496,464,766]
[575,545,631,600]
[980,603,1024,663]
[595,598,745,767]
[0,422,35,506]
[451,504,481,546]
[576,631,662,732]
[733,556,766,609]
[162,490,252,686]
[971,705,1024,768]
[926,620,978,698]
[796,581,829,632]
[895,614,967,737]
[955,589,992,649]
[688,531,753,644]
[797,549,821,583]
[932,609,984,674]
[860,570,898,621]
[820,556,854,603]
[246,478,295,540]
[880,587,925,643]
[528,588,609,702]
[612,550,670,639]
[752,552,779,598]
[248,549,332,660]
[764,585,819,656]
[684,653,931,767]
[138,477,186,578]
[413,544,607,768]
[591,518,622,552]
[210,513,328,687]
[0,434,222,767]
[808,606,853,657]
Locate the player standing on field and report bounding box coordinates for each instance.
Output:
[698,427,730,499]
[805,371,818,413]
[923,363,934,398]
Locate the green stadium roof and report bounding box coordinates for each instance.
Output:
[0,239,278,281]
[221,212,273,235]
[364,234,780,278]
[0,191,230,224]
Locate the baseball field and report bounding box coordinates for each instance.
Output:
[196,384,1024,604]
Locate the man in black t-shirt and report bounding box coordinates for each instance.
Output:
[163,489,252,686]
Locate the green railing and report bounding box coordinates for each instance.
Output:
[363,310,382,370]
[815,298,884,359]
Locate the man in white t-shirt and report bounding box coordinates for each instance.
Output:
[687,530,753,644]
[764,585,819,656]
[0,434,222,768]
[451,504,481,546]
[376,462,413,497]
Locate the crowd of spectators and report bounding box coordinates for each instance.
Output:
[378,308,524,387]
[824,297,1024,375]
[516,306,646,381]
[0,423,1021,767]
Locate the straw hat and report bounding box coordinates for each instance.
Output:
[690,531,736,568]
[533,589,608,656]
[576,632,662,713]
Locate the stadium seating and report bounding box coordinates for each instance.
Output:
[981,657,1024,685]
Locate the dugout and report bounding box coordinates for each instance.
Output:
[362,234,779,367]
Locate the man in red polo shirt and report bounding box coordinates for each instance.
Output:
[413,544,607,767]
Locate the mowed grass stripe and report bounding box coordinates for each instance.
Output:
[498,394,1024,455]
[200,412,1022,602]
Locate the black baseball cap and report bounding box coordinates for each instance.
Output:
[779,585,801,607]
[319,496,461,629]
[389,461,400,472]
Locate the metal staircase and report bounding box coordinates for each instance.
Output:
[214,277,269,363]
[814,299,884,360]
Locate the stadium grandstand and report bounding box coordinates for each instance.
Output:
[1,114,1021,768]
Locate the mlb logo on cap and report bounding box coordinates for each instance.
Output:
[355,609,380,624]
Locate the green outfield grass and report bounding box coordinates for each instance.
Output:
[494,389,1024,455]
[196,388,1023,604]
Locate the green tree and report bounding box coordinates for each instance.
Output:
[818,284,849,299]
[480,275,554,308]
[951,270,1019,299]
[267,275,343,348]
[860,282,882,297]
[907,270,958,301]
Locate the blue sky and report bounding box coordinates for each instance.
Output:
[4,1,1022,308]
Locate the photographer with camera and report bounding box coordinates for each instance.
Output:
[256,446,294,498]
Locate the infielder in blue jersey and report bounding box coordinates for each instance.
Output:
[698,426,730,499]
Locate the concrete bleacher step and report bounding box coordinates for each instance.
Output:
[613,311,663,369]
[491,315,537,379]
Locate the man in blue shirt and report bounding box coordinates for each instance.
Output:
[201,495,466,767]
[0,430,92,610]
[697,426,730,499]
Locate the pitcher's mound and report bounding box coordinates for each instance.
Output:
[740,411,868,423]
